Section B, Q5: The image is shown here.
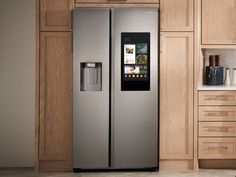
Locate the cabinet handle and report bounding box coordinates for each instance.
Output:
[208,146,228,152]
[204,127,231,133]
[205,111,233,116]
[204,95,234,101]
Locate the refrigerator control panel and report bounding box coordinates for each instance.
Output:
[121,33,150,91]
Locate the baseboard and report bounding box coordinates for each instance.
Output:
[199,159,236,169]
[39,160,72,172]
[0,153,33,167]
[159,160,193,170]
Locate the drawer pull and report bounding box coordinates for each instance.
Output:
[207,146,228,152]
[205,111,233,116]
[204,127,232,133]
[204,95,234,101]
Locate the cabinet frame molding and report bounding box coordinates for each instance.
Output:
[75,3,159,8]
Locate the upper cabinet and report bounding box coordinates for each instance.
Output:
[202,0,236,44]
[40,0,73,31]
[160,0,193,31]
[75,0,159,4]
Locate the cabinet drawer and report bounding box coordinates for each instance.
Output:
[199,138,236,159]
[199,106,236,121]
[199,91,236,106]
[199,122,236,137]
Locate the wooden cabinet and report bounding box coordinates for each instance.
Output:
[40,0,73,31]
[75,0,159,3]
[160,0,193,31]
[38,0,73,171]
[39,32,72,161]
[198,91,236,162]
[160,32,193,160]
[202,0,236,44]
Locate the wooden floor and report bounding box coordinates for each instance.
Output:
[0,168,236,177]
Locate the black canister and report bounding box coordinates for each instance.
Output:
[206,66,224,85]
[205,55,224,85]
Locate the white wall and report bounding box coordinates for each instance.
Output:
[0,0,35,167]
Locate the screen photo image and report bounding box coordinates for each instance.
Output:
[136,54,148,65]
[140,65,148,74]
[124,44,136,64]
[124,65,140,74]
[136,43,147,54]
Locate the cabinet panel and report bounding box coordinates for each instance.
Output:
[199,138,236,159]
[160,0,193,31]
[39,32,72,160]
[199,91,236,106]
[40,0,73,31]
[199,122,236,137]
[202,0,236,44]
[75,0,158,3]
[199,106,236,122]
[160,32,193,159]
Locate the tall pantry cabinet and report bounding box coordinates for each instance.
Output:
[37,0,73,171]
[159,0,194,170]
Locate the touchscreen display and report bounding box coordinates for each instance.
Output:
[121,33,150,91]
[123,43,148,81]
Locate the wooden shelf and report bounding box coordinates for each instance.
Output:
[201,45,236,49]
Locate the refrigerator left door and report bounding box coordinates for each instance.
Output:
[73,9,110,169]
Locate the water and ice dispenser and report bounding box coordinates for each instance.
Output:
[80,62,102,91]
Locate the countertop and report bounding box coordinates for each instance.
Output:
[198,85,236,91]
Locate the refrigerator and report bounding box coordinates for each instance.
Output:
[73,8,158,170]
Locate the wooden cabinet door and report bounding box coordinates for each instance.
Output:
[40,0,73,31]
[39,32,72,160]
[160,0,193,31]
[160,32,193,159]
[75,0,158,3]
[202,0,236,44]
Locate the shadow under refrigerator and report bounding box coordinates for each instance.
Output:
[73,8,159,170]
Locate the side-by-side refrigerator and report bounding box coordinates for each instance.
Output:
[73,8,158,170]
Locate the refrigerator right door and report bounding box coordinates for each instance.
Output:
[113,8,158,168]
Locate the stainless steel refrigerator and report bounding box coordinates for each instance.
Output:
[73,8,158,170]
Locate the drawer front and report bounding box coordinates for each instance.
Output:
[76,0,159,3]
[199,91,236,106]
[199,138,236,159]
[199,106,236,121]
[199,122,236,137]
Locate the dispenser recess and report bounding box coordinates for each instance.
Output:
[80,62,102,91]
